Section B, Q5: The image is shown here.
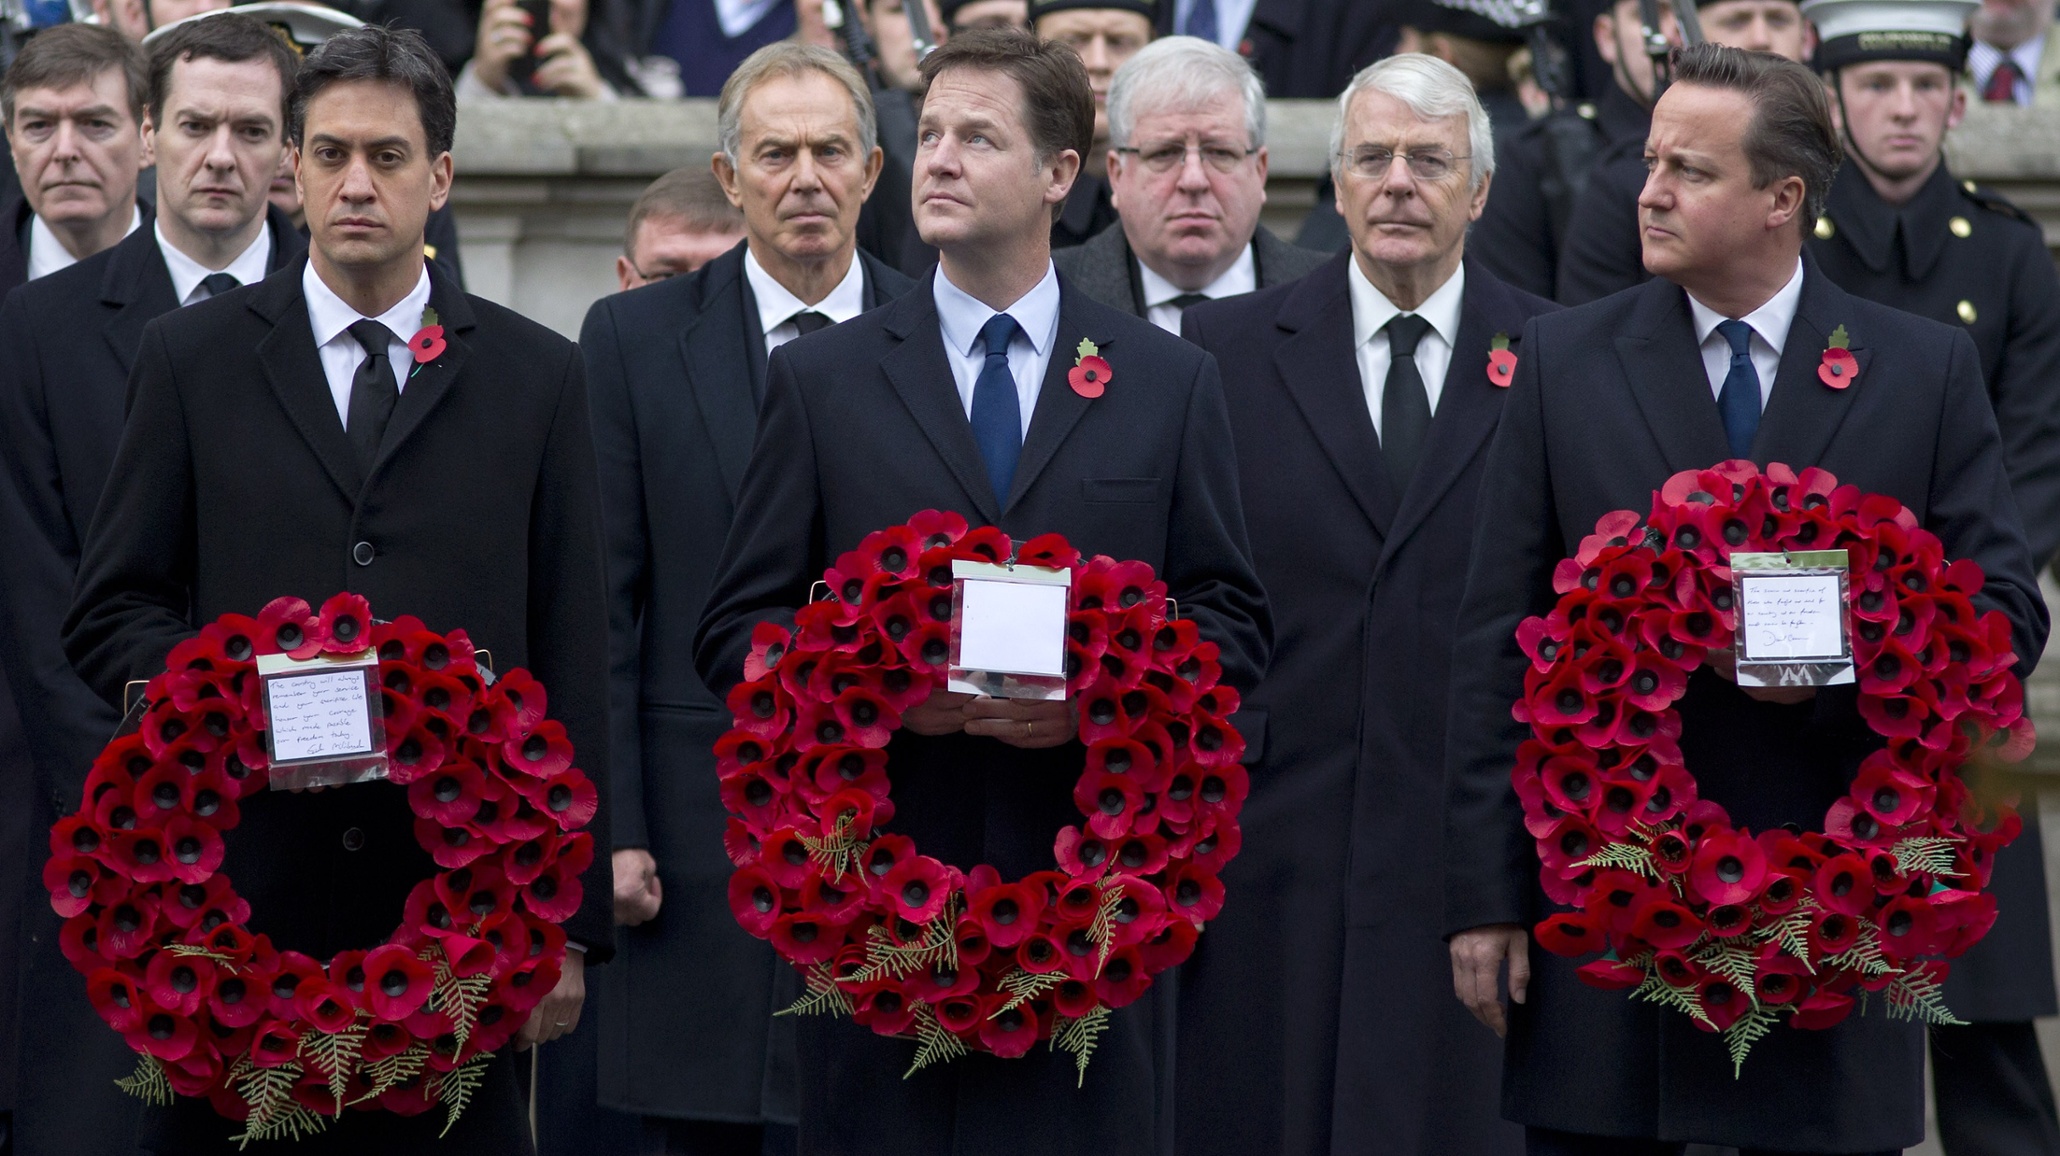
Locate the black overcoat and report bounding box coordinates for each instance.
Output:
[0,208,302,1156]
[0,194,28,297]
[1554,139,1651,305]
[1473,85,1650,302]
[580,241,914,1123]
[1443,262,2047,1151]
[1809,160,2060,1025]
[1176,256,1547,1156]
[61,256,613,1155]
[694,273,1270,1156]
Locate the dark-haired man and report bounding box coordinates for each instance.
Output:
[0,15,303,1153]
[695,25,1267,1156]
[1,22,148,296]
[1445,43,2045,1155]
[584,40,914,1156]
[1555,0,1812,303]
[64,24,609,1156]
[1800,2,2060,1151]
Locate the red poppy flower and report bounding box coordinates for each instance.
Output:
[1163,863,1224,923]
[161,815,226,884]
[409,323,446,364]
[882,855,953,924]
[521,836,591,922]
[207,965,264,1028]
[967,881,1047,948]
[107,829,178,887]
[501,720,573,779]
[124,1000,200,1062]
[1535,911,1603,957]
[1824,797,1899,850]
[145,950,215,1017]
[1487,346,1516,387]
[163,873,248,932]
[1819,346,1857,389]
[1809,909,1861,956]
[531,770,598,832]
[1852,758,1930,827]
[1696,976,1747,1030]
[1094,944,1152,1007]
[61,914,110,970]
[87,967,147,1031]
[1054,826,1113,880]
[847,981,917,1036]
[253,596,316,658]
[1875,894,1942,961]
[972,997,1040,1057]
[1069,354,1111,398]
[1689,830,1767,906]
[45,854,112,918]
[1789,986,1856,1030]
[309,591,372,655]
[769,912,845,965]
[1629,893,1703,950]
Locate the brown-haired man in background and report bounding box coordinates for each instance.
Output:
[696,25,1267,1156]
[616,165,746,290]
[1445,43,2045,1156]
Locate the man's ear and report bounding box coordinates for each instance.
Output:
[712,150,744,209]
[1767,173,1806,232]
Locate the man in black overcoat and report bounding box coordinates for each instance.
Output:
[1445,45,2048,1155]
[61,26,610,1155]
[1555,0,1809,304]
[580,40,916,1156]
[1052,36,1327,331]
[694,28,1268,1156]
[0,16,306,1156]
[1798,3,2060,1150]
[1179,54,1549,1156]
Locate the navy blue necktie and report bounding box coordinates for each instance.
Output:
[969,313,1023,504]
[1715,318,1760,460]
[1183,0,1219,42]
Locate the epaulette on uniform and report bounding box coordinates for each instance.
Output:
[1959,179,2040,228]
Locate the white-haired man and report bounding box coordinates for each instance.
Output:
[1178,52,1552,1156]
[1053,35,1326,332]
[1969,0,2060,104]
[579,41,914,1154]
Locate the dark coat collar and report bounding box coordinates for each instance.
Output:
[1824,158,1959,280]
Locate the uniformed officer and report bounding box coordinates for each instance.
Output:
[1472,0,1665,297]
[1553,0,1812,303]
[1801,1,2060,1148]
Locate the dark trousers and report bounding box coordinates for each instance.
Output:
[1526,1127,1899,1156]
[638,1119,796,1156]
[1932,1021,2060,1156]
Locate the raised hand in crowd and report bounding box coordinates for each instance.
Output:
[468,0,605,97]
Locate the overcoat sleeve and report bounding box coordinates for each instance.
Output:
[1161,352,1271,696]
[579,297,652,852]
[527,349,616,959]
[1442,313,1563,937]
[694,344,821,700]
[1991,235,2060,570]
[62,319,200,707]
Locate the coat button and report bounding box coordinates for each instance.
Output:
[1958,300,1979,324]
[1949,216,1972,239]
[353,541,375,566]
[342,827,365,851]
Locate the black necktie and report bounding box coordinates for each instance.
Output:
[198,272,239,299]
[1380,313,1434,493]
[789,310,832,335]
[1167,293,1210,312]
[345,320,399,469]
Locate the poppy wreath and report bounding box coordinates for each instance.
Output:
[49,593,597,1143]
[718,511,1245,1082]
[1516,461,2034,1075]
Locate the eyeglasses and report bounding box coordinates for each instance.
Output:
[1114,141,1256,175]
[1340,147,1470,182]
[626,259,681,283]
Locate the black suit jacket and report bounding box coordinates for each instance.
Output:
[62,256,611,1153]
[0,195,29,297]
[1156,0,1397,98]
[1178,256,1547,1156]
[580,241,914,1122]
[0,208,303,1152]
[693,272,1269,1154]
[1444,262,2047,1150]
[1053,222,1330,319]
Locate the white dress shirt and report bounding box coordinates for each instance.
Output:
[745,247,867,353]
[1173,0,1259,51]
[1138,243,1256,335]
[157,221,273,305]
[26,207,140,282]
[1349,257,1465,439]
[1685,259,1804,411]
[1969,34,2044,106]
[934,261,1063,441]
[304,260,434,428]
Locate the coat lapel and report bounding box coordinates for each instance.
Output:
[1614,277,1734,473]
[1753,263,1865,470]
[252,259,363,501]
[1272,258,1397,536]
[369,262,471,476]
[99,231,179,375]
[681,246,761,501]
[1007,292,1100,512]
[1381,263,1511,559]
[879,279,1001,522]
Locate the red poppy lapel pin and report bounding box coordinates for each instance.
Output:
[1819,324,1857,390]
[407,307,447,379]
[1069,337,1111,399]
[1487,332,1517,388]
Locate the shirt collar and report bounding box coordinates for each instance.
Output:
[1685,257,1805,354]
[27,206,140,281]
[1136,242,1257,309]
[303,259,433,350]
[1347,256,1466,352]
[934,260,1062,358]
[744,246,867,335]
[156,219,273,304]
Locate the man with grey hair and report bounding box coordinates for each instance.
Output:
[579,40,914,1156]
[1053,35,1326,331]
[1176,52,1549,1156]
